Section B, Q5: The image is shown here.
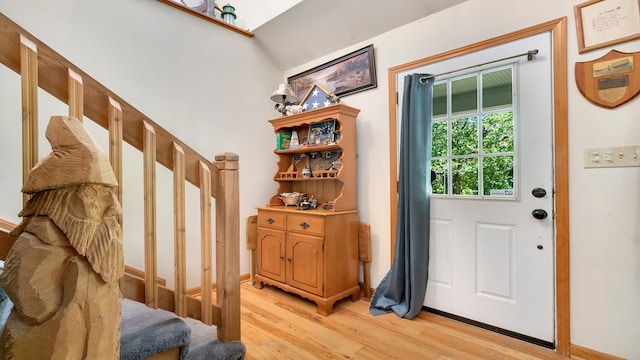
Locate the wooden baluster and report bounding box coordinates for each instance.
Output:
[108,97,124,290]
[173,143,187,317]
[143,121,158,309]
[108,97,123,222]
[215,152,240,342]
[20,34,38,206]
[199,160,213,325]
[68,68,83,121]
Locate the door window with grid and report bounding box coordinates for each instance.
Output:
[431,65,517,198]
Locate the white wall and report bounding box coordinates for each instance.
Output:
[230,0,302,31]
[0,0,281,288]
[284,0,639,358]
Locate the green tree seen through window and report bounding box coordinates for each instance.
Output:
[430,65,516,197]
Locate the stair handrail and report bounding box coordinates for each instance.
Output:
[0,12,240,342]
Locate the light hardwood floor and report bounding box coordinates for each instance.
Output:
[239,281,578,360]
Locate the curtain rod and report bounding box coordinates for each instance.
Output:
[419,49,539,83]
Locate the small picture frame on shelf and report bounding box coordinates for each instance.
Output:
[308,119,336,146]
[275,131,291,150]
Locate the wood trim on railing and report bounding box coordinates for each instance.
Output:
[143,121,158,309]
[68,68,83,121]
[199,160,213,325]
[185,273,251,297]
[155,0,254,38]
[0,13,222,196]
[173,142,187,318]
[125,265,166,285]
[19,34,37,207]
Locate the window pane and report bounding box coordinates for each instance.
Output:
[433,82,447,118]
[452,158,478,195]
[452,117,478,155]
[451,75,477,115]
[483,156,514,196]
[482,112,513,153]
[482,68,512,110]
[432,120,448,157]
[431,159,448,195]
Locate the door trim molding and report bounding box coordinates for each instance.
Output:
[387,17,569,355]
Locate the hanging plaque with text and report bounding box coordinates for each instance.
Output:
[575,49,640,108]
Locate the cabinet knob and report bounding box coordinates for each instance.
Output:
[279,256,284,260]
[267,217,275,224]
[299,222,310,229]
[287,258,292,262]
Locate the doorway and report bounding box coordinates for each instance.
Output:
[387,18,569,354]
[400,32,554,344]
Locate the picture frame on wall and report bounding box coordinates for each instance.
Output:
[288,44,377,102]
[574,0,640,53]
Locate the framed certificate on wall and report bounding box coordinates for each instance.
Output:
[575,0,640,53]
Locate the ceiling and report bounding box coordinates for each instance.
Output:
[252,0,468,71]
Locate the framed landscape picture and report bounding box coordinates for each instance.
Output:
[288,44,377,102]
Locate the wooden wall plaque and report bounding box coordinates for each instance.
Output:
[575,50,640,108]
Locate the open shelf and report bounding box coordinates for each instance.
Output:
[275,170,339,180]
[275,144,341,155]
[267,104,359,212]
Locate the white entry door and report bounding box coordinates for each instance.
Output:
[397,33,555,343]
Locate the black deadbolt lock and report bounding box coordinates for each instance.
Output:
[531,187,546,198]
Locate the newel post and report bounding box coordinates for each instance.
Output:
[214,152,241,342]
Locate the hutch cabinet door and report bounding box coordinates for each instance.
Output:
[257,228,286,282]
[286,233,324,296]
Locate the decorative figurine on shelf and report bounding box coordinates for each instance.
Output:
[298,195,312,210]
[221,3,236,25]
[301,167,312,178]
[270,84,298,116]
[327,92,340,105]
[287,105,303,115]
[289,130,300,149]
[205,0,216,17]
[309,196,318,209]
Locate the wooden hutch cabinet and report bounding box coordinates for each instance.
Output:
[254,104,361,315]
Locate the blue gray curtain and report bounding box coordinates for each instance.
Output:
[369,73,433,319]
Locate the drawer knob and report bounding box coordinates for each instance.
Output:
[299,222,310,229]
[267,217,275,224]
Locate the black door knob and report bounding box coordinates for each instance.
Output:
[531,187,547,198]
[532,209,548,219]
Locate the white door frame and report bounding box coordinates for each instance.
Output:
[386,18,570,356]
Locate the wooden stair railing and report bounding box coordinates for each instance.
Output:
[0,13,241,342]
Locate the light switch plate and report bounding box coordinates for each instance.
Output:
[584,145,640,168]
